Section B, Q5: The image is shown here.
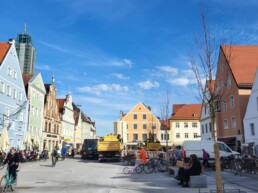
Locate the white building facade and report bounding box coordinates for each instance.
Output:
[244,69,258,147]
[0,40,28,150]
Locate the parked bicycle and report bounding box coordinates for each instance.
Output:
[0,164,18,192]
[123,164,142,174]
[143,153,168,174]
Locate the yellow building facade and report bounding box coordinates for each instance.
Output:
[120,102,161,149]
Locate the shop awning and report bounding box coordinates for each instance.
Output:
[218,137,236,144]
[64,138,72,143]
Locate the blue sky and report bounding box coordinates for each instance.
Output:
[1,0,258,136]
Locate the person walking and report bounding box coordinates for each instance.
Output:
[138,146,146,164]
[51,147,58,167]
[202,149,210,168]
[3,147,20,181]
[61,146,67,160]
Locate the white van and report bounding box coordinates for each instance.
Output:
[183,140,239,159]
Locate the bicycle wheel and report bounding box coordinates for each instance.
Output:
[0,175,7,192]
[158,162,168,172]
[143,163,154,174]
[10,176,17,191]
[123,167,130,174]
[230,162,237,174]
[135,165,142,173]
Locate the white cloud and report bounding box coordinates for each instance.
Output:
[38,41,68,52]
[36,64,51,71]
[77,84,129,96]
[112,73,129,80]
[80,97,104,104]
[182,69,195,78]
[156,66,178,75]
[167,77,196,86]
[122,59,133,68]
[138,80,160,90]
[109,58,133,68]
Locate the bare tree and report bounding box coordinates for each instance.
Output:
[190,11,235,193]
[159,90,171,152]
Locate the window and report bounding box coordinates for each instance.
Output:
[19,92,23,101]
[227,77,231,87]
[215,101,221,112]
[232,117,236,129]
[133,134,138,141]
[13,89,17,99]
[202,125,204,134]
[13,71,17,79]
[223,100,227,111]
[166,134,169,140]
[7,85,11,96]
[8,67,12,76]
[221,81,225,91]
[152,124,156,129]
[45,122,47,132]
[133,114,137,119]
[176,122,180,128]
[143,124,147,129]
[192,123,197,128]
[161,134,163,140]
[185,133,189,138]
[230,96,235,108]
[143,114,146,119]
[184,123,188,128]
[176,133,180,138]
[204,105,207,115]
[209,122,212,132]
[0,81,5,93]
[224,119,228,130]
[205,123,208,133]
[250,123,255,136]
[142,134,147,140]
[133,124,137,129]
[193,133,198,138]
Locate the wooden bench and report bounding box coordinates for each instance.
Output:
[189,175,207,188]
[168,167,174,175]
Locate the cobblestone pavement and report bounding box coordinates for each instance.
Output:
[0,157,257,193]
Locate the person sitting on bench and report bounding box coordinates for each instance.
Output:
[178,154,202,187]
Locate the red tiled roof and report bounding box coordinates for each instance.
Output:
[171,104,202,120]
[22,73,34,97]
[22,74,34,87]
[221,45,258,86]
[73,103,81,125]
[0,42,11,65]
[57,99,65,112]
[160,120,170,129]
[172,104,185,115]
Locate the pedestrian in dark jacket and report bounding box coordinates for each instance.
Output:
[178,154,202,187]
[4,147,20,181]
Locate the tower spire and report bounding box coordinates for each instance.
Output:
[24,22,27,33]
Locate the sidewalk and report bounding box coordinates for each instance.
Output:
[167,166,254,193]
